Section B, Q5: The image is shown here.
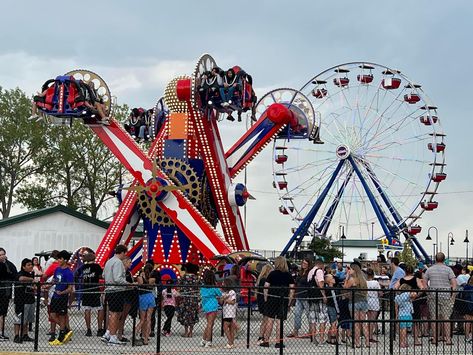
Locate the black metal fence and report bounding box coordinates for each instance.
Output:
[0,281,472,354]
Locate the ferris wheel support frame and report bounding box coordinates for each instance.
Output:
[316,169,354,236]
[280,159,345,256]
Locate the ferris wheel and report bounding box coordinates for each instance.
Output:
[272,62,446,260]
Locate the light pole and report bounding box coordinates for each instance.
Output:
[371,222,375,240]
[426,226,439,259]
[340,226,346,266]
[464,229,469,264]
[447,232,455,263]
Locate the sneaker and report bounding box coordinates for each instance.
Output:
[62,330,73,343]
[225,343,235,349]
[101,334,110,343]
[96,329,105,337]
[165,332,171,337]
[13,335,21,344]
[22,334,34,342]
[227,115,235,122]
[0,334,9,341]
[85,329,92,337]
[119,336,129,342]
[108,338,126,346]
[275,342,285,348]
[259,341,270,347]
[49,338,63,346]
[149,331,155,337]
[134,338,144,346]
[200,339,206,347]
[48,334,56,342]
[221,102,229,107]
[204,341,213,348]
[28,114,40,121]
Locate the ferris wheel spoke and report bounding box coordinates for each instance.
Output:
[366,106,422,148]
[367,134,430,154]
[364,153,431,165]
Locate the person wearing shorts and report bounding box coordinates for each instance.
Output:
[78,252,104,337]
[395,283,415,348]
[423,252,457,345]
[49,250,74,345]
[13,258,36,343]
[200,270,222,348]
[102,244,129,346]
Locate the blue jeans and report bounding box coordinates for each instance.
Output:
[294,299,312,331]
[219,87,235,102]
[139,125,153,139]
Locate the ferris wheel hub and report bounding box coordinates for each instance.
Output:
[336,144,350,160]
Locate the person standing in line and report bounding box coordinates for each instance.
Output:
[48,250,74,345]
[395,283,416,348]
[307,259,328,345]
[256,264,273,344]
[324,272,340,345]
[135,264,156,346]
[221,277,238,348]
[148,260,161,338]
[13,258,35,343]
[366,268,381,343]
[389,257,405,289]
[0,248,17,341]
[423,252,457,345]
[102,244,129,346]
[31,257,43,283]
[77,252,104,337]
[44,250,59,272]
[463,274,473,343]
[261,256,295,349]
[287,258,313,338]
[161,279,179,336]
[177,262,200,338]
[200,270,222,348]
[343,263,370,348]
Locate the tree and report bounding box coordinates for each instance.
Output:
[0,87,47,218]
[309,237,343,262]
[399,239,417,269]
[16,103,131,218]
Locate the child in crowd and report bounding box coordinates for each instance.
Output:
[48,250,74,345]
[13,258,35,343]
[161,279,179,336]
[395,283,415,348]
[200,270,222,347]
[221,278,238,348]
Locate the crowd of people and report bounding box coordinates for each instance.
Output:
[1,245,473,350]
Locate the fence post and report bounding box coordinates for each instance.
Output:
[389,289,394,355]
[246,287,251,349]
[279,293,284,355]
[351,288,355,347]
[156,292,162,355]
[33,281,41,351]
[381,290,385,335]
[435,290,438,344]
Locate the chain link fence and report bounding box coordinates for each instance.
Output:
[0,281,472,354]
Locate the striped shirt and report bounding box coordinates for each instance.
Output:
[424,263,455,290]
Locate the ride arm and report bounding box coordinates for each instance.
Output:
[88,118,232,260]
[225,104,295,178]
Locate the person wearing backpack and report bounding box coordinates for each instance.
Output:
[307,259,328,345]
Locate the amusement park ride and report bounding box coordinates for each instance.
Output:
[33,55,446,276]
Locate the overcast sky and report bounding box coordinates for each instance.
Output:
[1,0,472,257]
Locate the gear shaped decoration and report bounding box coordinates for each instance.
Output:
[136,158,202,226]
[65,69,112,115]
